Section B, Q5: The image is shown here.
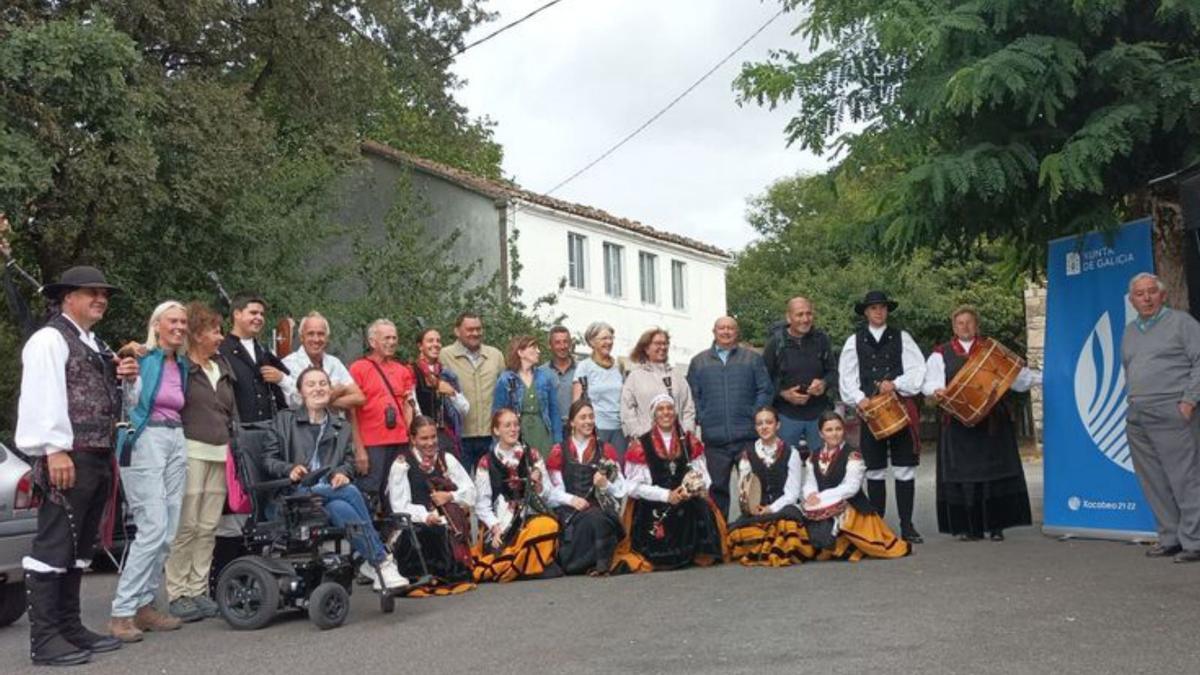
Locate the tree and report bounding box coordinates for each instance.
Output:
[728,172,1026,353]
[736,1,1200,285]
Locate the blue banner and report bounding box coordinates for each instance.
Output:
[1043,218,1156,538]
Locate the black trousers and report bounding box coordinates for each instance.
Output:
[30,450,113,569]
[356,444,406,513]
[704,441,747,520]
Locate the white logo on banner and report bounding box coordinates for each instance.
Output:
[1066,251,1082,276]
[1073,311,1134,472]
[1068,496,1081,511]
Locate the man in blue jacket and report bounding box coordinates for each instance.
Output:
[687,316,773,519]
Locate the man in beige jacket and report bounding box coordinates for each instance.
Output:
[440,311,505,471]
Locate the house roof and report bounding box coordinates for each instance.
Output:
[361,140,732,261]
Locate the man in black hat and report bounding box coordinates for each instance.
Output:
[15,265,139,665]
[837,291,927,543]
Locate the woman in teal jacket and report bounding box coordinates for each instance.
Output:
[109,301,191,642]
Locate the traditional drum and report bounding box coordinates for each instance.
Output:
[939,338,1024,427]
[738,473,763,515]
[859,390,910,440]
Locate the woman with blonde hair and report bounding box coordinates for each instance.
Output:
[571,321,628,460]
[109,301,190,642]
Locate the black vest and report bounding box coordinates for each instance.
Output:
[744,442,794,508]
[486,447,531,505]
[405,448,450,508]
[219,334,286,422]
[638,430,691,490]
[812,445,873,514]
[560,439,605,500]
[855,326,903,398]
[47,314,120,450]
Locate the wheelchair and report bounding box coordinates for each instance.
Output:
[214,422,431,631]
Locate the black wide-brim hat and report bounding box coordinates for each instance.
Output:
[41,266,122,300]
[854,290,898,315]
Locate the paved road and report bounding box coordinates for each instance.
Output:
[2,458,1196,674]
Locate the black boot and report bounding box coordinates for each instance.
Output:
[60,569,121,653]
[26,571,91,667]
[866,479,887,517]
[896,479,923,544]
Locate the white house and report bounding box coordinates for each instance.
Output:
[347,141,731,363]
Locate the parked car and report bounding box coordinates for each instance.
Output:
[0,441,38,627]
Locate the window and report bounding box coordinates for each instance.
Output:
[639,251,658,304]
[603,243,624,298]
[671,260,687,310]
[567,233,587,290]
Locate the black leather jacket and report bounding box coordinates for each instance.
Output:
[261,407,354,481]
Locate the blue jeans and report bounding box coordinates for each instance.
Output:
[460,436,493,473]
[112,426,188,617]
[779,415,822,452]
[596,427,629,464]
[297,483,387,565]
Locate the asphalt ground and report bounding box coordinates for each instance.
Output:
[2,456,1196,675]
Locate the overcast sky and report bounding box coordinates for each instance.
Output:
[451,0,828,253]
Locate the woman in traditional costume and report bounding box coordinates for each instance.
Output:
[624,394,727,570]
[923,305,1038,541]
[800,411,910,561]
[388,416,476,594]
[546,399,648,575]
[471,408,562,582]
[727,407,814,566]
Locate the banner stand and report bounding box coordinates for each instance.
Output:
[1041,218,1159,542]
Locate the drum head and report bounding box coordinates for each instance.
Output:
[740,473,763,512]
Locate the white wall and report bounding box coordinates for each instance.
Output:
[510,201,729,365]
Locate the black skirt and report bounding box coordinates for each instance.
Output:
[630,498,724,570]
[555,505,623,574]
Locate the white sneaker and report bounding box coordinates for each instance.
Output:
[376,555,410,591]
[358,561,380,588]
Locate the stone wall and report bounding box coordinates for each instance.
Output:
[1024,282,1047,451]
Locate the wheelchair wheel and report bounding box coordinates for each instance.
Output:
[217,558,280,631]
[380,591,395,614]
[309,582,350,630]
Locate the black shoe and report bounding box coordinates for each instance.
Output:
[989,531,1005,542]
[26,571,93,667]
[1174,550,1200,563]
[901,524,924,544]
[59,569,121,654]
[1146,543,1183,558]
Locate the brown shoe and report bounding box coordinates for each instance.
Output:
[134,604,182,632]
[108,617,144,643]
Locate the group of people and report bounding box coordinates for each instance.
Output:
[45,261,1200,669]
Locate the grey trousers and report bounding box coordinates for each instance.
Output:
[1126,398,1200,550]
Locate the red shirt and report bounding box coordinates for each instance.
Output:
[350,357,416,446]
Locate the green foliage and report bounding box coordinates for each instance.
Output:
[736,1,1200,271]
[0,4,514,432]
[729,172,1027,355]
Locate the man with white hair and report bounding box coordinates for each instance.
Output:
[280,311,364,411]
[349,319,416,504]
[1121,273,1200,563]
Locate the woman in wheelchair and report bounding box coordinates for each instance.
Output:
[261,366,409,591]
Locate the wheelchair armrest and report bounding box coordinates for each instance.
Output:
[250,477,295,492]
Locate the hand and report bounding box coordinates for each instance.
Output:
[667,487,685,505]
[1181,401,1196,422]
[593,471,609,490]
[330,472,350,488]
[436,380,456,397]
[488,524,504,548]
[289,465,308,482]
[47,452,75,490]
[795,392,811,405]
[804,493,821,508]
[752,504,768,516]
[807,379,826,396]
[354,450,370,476]
[260,366,284,384]
[780,386,805,405]
[877,380,896,395]
[932,388,947,403]
[431,491,453,507]
[426,513,443,526]
[115,356,139,381]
